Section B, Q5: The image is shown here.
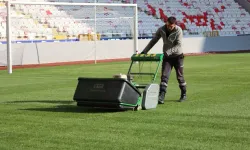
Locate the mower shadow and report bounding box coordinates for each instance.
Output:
[9,100,179,113]
[6,100,74,105]
[21,105,127,113]
[8,100,125,113]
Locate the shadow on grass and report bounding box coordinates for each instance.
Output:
[21,106,127,113]
[6,100,74,105]
[7,100,126,113]
[19,104,127,114]
[165,100,180,103]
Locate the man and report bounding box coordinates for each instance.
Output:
[140,16,187,104]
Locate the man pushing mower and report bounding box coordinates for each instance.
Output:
[140,16,187,104]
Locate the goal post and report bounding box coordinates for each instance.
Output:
[6,1,138,74]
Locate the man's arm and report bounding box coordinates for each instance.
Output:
[166,29,183,56]
[141,28,161,54]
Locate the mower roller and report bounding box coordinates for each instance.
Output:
[73,53,163,111]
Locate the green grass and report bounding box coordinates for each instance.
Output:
[0,53,250,150]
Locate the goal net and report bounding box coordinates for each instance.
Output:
[5,1,138,74]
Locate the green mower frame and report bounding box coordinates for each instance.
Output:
[127,53,164,88]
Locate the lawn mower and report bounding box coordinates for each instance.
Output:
[73,53,163,111]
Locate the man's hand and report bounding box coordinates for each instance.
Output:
[165,50,172,56]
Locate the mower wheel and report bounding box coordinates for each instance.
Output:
[133,105,142,111]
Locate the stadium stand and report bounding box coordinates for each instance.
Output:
[0,0,250,42]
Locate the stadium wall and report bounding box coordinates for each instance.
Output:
[0,35,250,66]
[236,0,250,12]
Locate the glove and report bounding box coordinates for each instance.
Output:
[140,51,147,54]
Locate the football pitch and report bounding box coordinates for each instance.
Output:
[0,53,250,150]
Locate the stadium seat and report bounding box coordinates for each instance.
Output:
[0,0,250,40]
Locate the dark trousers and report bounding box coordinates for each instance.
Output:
[160,54,187,95]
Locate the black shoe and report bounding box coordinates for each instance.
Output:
[178,94,187,102]
[158,92,165,104]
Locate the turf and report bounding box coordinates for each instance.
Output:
[0,53,250,150]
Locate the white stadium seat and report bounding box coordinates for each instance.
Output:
[0,0,250,40]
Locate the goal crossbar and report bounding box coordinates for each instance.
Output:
[6,1,138,74]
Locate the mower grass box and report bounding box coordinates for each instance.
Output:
[74,78,141,110]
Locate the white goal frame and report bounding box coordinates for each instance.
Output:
[6,1,138,74]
